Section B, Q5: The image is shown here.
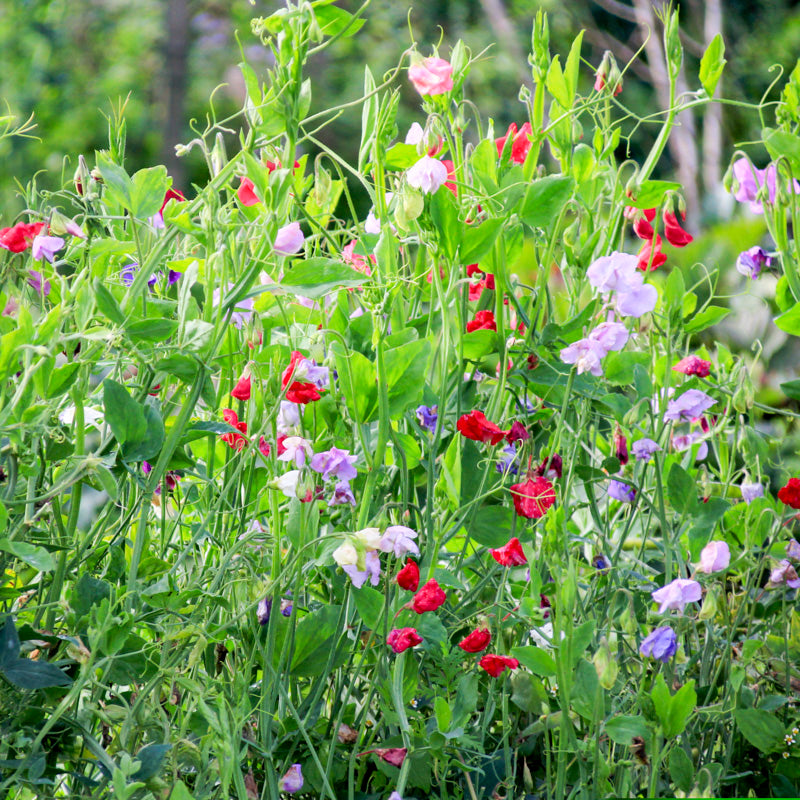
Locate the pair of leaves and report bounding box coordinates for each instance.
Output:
[103,379,164,462]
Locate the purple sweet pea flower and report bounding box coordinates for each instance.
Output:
[343,550,382,588]
[496,443,519,475]
[167,269,182,285]
[663,390,715,423]
[588,321,629,352]
[280,596,293,616]
[768,559,800,589]
[31,234,64,263]
[560,337,606,376]
[652,578,702,613]
[121,262,158,288]
[786,539,800,560]
[274,222,305,256]
[632,438,661,461]
[27,270,51,296]
[378,526,419,558]
[608,479,635,503]
[279,764,304,793]
[329,481,356,506]
[211,284,255,329]
[593,553,611,572]
[310,447,358,482]
[697,540,730,574]
[257,597,272,625]
[586,252,639,294]
[736,246,772,280]
[672,431,708,461]
[639,626,678,663]
[614,275,658,318]
[416,404,438,433]
[740,482,763,503]
[731,158,800,213]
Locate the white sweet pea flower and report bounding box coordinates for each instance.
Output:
[354,527,383,550]
[406,155,448,194]
[332,541,359,567]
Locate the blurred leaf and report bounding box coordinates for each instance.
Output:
[460,218,503,266]
[734,708,785,753]
[130,165,168,219]
[0,539,55,572]
[685,305,729,334]
[467,505,514,548]
[512,645,557,677]
[131,743,171,781]
[604,715,649,744]
[126,318,178,343]
[626,180,681,209]
[1,657,72,689]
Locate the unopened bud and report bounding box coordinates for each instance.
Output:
[594,51,623,96]
[593,636,619,689]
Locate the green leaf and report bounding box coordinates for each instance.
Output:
[0,617,20,666]
[93,279,125,325]
[774,302,800,336]
[69,574,111,619]
[126,318,178,343]
[434,696,452,732]
[511,645,557,677]
[467,505,514,548]
[781,378,800,401]
[439,436,461,510]
[290,606,346,676]
[651,674,696,737]
[1,657,72,689]
[667,463,697,514]
[314,3,365,37]
[0,539,56,572]
[734,708,785,753]
[603,351,650,386]
[130,166,168,219]
[353,586,384,630]
[670,747,695,792]
[563,31,584,103]
[430,187,461,260]
[390,432,421,470]
[103,379,147,446]
[96,153,134,211]
[764,128,800,175]
[519,175,574,229]
[685,305,729,334]
[567,620,595,667]
[462,329,498,360]
[625,180,682,209]
[331,343,378,423]
[460,218,503,266]
[604,715,649,744]
[384,143,421,170]
[131,743,171,781]
[46,363,80,399]
[169,782,195,800]
[699,33,726,97]
[545,56,569,108]
[279,258,369,298]
[385,340,432,418]
[155,355,199,383]
[121,402,165,463]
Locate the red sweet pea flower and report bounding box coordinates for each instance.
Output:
[0,222,45,253]
[510,476,556,518]
[221,409,248,451]
[778,478,800,509]
[457,410,507,445]
[160,188,185,214]
[412,579,446,613]
[458,627,491,653]
[396,559,420,592]
[440,159,457,196]
[637,234,667,271]
[663,211,693,247]
[237,177,260,206]
[672,355,711,378]
[466,264,482,277]
[231,373,251,400]
[485,273,495,290]
[535,454,562,480]
[258,436,271,458]
[490,537,527,566]
[468,279,486,302]
[359,748,408,767]
[478,654,520,677]
[505,421,529,444]
[387,627,423,653]
[286,382,321,404]
[632,208,656,240]
[466,310,497,333]
[495,122,533,164]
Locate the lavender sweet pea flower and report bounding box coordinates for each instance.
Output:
[736,246,771,280]
[406,155,448,194]
[277,401,301,435]
[632,438,661,461]
[27,270,51,296]
[608,479,635,503]
[496,443,519,475]
[211,284,255,329]
[672,431,708,462]
[121,262,158,288]
[697,540,730,574]
[290,355,329,389]
[279,764,304,793]
[274,222,305,256]
[257,597,272,625]
[588,321,629,352]
[310,447,358,482]
[614,275,658,317]
[378,526,419,558]
[343,549,382,588]
[663,389,715,423]
[31,235,65,263]
[416,404,438,433]
[586,252,639,294]
[732,158,764,211]
[639,626,678,663]
[652,578,702,613]
[768,559,800,589]
[279,437,314,468]
[329,481,356,506]
[786,539,800,560]
[560,338,606,376]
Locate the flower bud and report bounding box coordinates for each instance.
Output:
[698,584,721,620]
[593,636,619,689]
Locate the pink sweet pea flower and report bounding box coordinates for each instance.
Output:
[697,541,730,574]
[651,578,702,613]
[408,56,453,96]
[673,355,711,378]
[274,222,305,256]
[406,155,449,194]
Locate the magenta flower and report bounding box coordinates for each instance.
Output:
[310,447,358,482]
[406,155,448,194]
[632,438,661,461]
[279,764,303,793]
[731,158,800,213]
[274,222,305,256]
[697,541,730,573]
[736,246,772,279]
[652,578,702,613]
[663,389,715,423]
[31,234,65,263]
[378,525,419,558]
[640,626,678,662]
[27,270,51,296]
[408,56,453,95]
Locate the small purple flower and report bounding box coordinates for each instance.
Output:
[310,447,358,482]
[672,431,708,462]
[741,482,764,504]
[736,246,772,280]
[652,578,702,613]
[416,404,438,433]
[329,481,356,506]
[663,389,715,423]
[274,222,305,256]
[731,158,800,214]
[257,597,272,625]
[632,438,661,461]
[121,262,158,288]
[378,525,419,558]
[768,559,800,589]
[27,270,51,296]
[588,321,629,352]
[639,626,678,663]
[343,550,382,588]
[31,234,64,263]
[211,284,255,329]
[279,763,304,793]
[167,269,182,285]
[496,443,519,475]
[280,597,293,616]
[593,553,610,572]
[560,337,606,376]
[608,479,635,503]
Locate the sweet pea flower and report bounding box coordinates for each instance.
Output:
[329,481,356,506]
[741,482,764,503]
[396,559,420,591]
[559,338,605,376]
[343,550,382,588]
[478,654,520,677]
[275,469,301,498]
[490,537,527,566]
[737,246,772,279]
[778,477,800,509]
[412,579,446,613]
[310,447,357,482]
[278,436,314,468]
[31,234,64,263]
[408,56,453,95]
[586,252,639,293]
[27,270,51,296]
[257,597,272,625]
[211,284,255,329]
[274,222,305,255]
[608,480,635,503]
[697,541,730,573]
[632,438,661,461]
[378,526,419,558]
[495,122,533,164]
[639,626,678,663]
[588,321,629,352]
[237,176,260,206]
[457,410,507,444]
[663,389,715,423]
[279,764,303,793]
[672,431,708,461]
[673,355,711,377]
[510,476,556,518]
[387,627,423,653]
[406,155,448,194]
[614,275,658,317]
[332,541,358,567]
[416,404,438,433]
[652,578,702,613]
[0,221,44,253]
[768,560,800,589]
[495,443,519,475]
